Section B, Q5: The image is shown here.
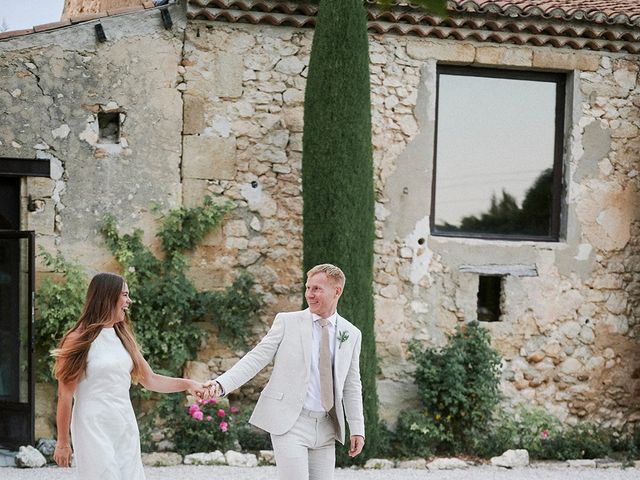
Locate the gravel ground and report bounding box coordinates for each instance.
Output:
[2,464,639,480]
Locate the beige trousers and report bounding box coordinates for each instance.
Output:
[270,409,336,480]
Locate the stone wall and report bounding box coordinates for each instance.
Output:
[179,21,640,430]
[1,6,638,438]
[0,6,187,438]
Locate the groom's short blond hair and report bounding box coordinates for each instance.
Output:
[307,264,345,289]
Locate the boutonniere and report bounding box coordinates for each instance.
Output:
[338,330,349,348]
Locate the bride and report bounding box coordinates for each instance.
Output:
[52,272,206,479]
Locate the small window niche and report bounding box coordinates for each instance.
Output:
[477,275,502,322]
[98,111,121,144]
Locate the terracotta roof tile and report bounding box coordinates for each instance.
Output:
[0,28,34,40]
[452,1,640,17]
[33,20,72,33]
[186,0,640,53]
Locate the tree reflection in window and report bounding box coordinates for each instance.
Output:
[439,168,553,236]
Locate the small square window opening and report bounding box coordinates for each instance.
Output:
[477,275,502,322]
[98,112,120,144]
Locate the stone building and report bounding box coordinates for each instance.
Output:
[0,0,638,446]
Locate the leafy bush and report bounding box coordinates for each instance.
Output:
[393,409,440,458]
[171,397,241,455]
[474,405,629,460]
[234,409,272,452]
[399,321,502,455]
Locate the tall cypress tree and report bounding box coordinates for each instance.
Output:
[302,0,378,461]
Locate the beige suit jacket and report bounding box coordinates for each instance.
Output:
[216,308,365,444]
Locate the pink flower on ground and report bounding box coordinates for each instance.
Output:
[219,421,228,432]
[192,410,204,421]
[217,409,226,418]
[188,404,200,415]
[230,406,239,414]
[541,429,549,440]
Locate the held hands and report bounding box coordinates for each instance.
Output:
[349,435,365,458]
[202,380,223,400]
[53,443,73,467]
[186,380,208,400]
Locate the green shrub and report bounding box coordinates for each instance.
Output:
[170,396,241,455]
[404,321,502,454]
[235,409,272,452]
[475,405,628,460]
[393,409,441,458]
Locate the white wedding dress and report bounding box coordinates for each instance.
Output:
[71,327,145,479]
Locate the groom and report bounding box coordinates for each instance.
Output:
[207,263,365,480]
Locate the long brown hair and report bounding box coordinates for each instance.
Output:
[53,272,144,383]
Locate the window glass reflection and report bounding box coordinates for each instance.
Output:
[433,70,562,239]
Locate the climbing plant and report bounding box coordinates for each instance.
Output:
[36,197,263,386]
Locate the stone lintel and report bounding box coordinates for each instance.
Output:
[459,264,538,277]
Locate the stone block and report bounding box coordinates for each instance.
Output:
[27,176,54,198]
[141,452,182,466]
[27,198,55,234]
[183,361,210,382]
[427,458,469,470]
[406,41,475,62]
[490,449,529,468]
[532,51,599,71]
[182,178,209,208]
[183,135,237,180]
[567,459,596,468]
[397,458,427,469]
[15,446,46,468]
[186,52,243,98]
[183,95,205,135]
[475,46,532,67]
[283,107,304,132]
[364,458,395,469]
[225,450,258,467]
[258,450,276,465]
[184,451,226,465]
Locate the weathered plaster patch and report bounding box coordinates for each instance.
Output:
[405,216,432,284]
[79,115,98,145]
[51,123,71,139]
[574,121,612,182]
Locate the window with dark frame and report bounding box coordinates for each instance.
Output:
[477,275,502,322]
[431,66,565,241]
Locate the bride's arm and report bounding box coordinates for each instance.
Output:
[53,378,76,467]
[137,356,205,397]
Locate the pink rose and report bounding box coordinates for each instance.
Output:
[193,410,204,421]
[541,429,549,440]
[230,406,239,414]
[206,416,213,421]
[188,404,200,415]
[219,421,228,432]
[217,409,226,418]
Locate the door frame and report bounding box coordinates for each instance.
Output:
[0,230,35,449]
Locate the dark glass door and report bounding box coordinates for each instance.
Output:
[0,231,35,449]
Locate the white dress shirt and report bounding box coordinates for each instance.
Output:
[303,312,336,412]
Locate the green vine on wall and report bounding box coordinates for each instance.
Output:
[36,196,263,387]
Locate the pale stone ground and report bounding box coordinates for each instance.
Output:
[2,465,640,480]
